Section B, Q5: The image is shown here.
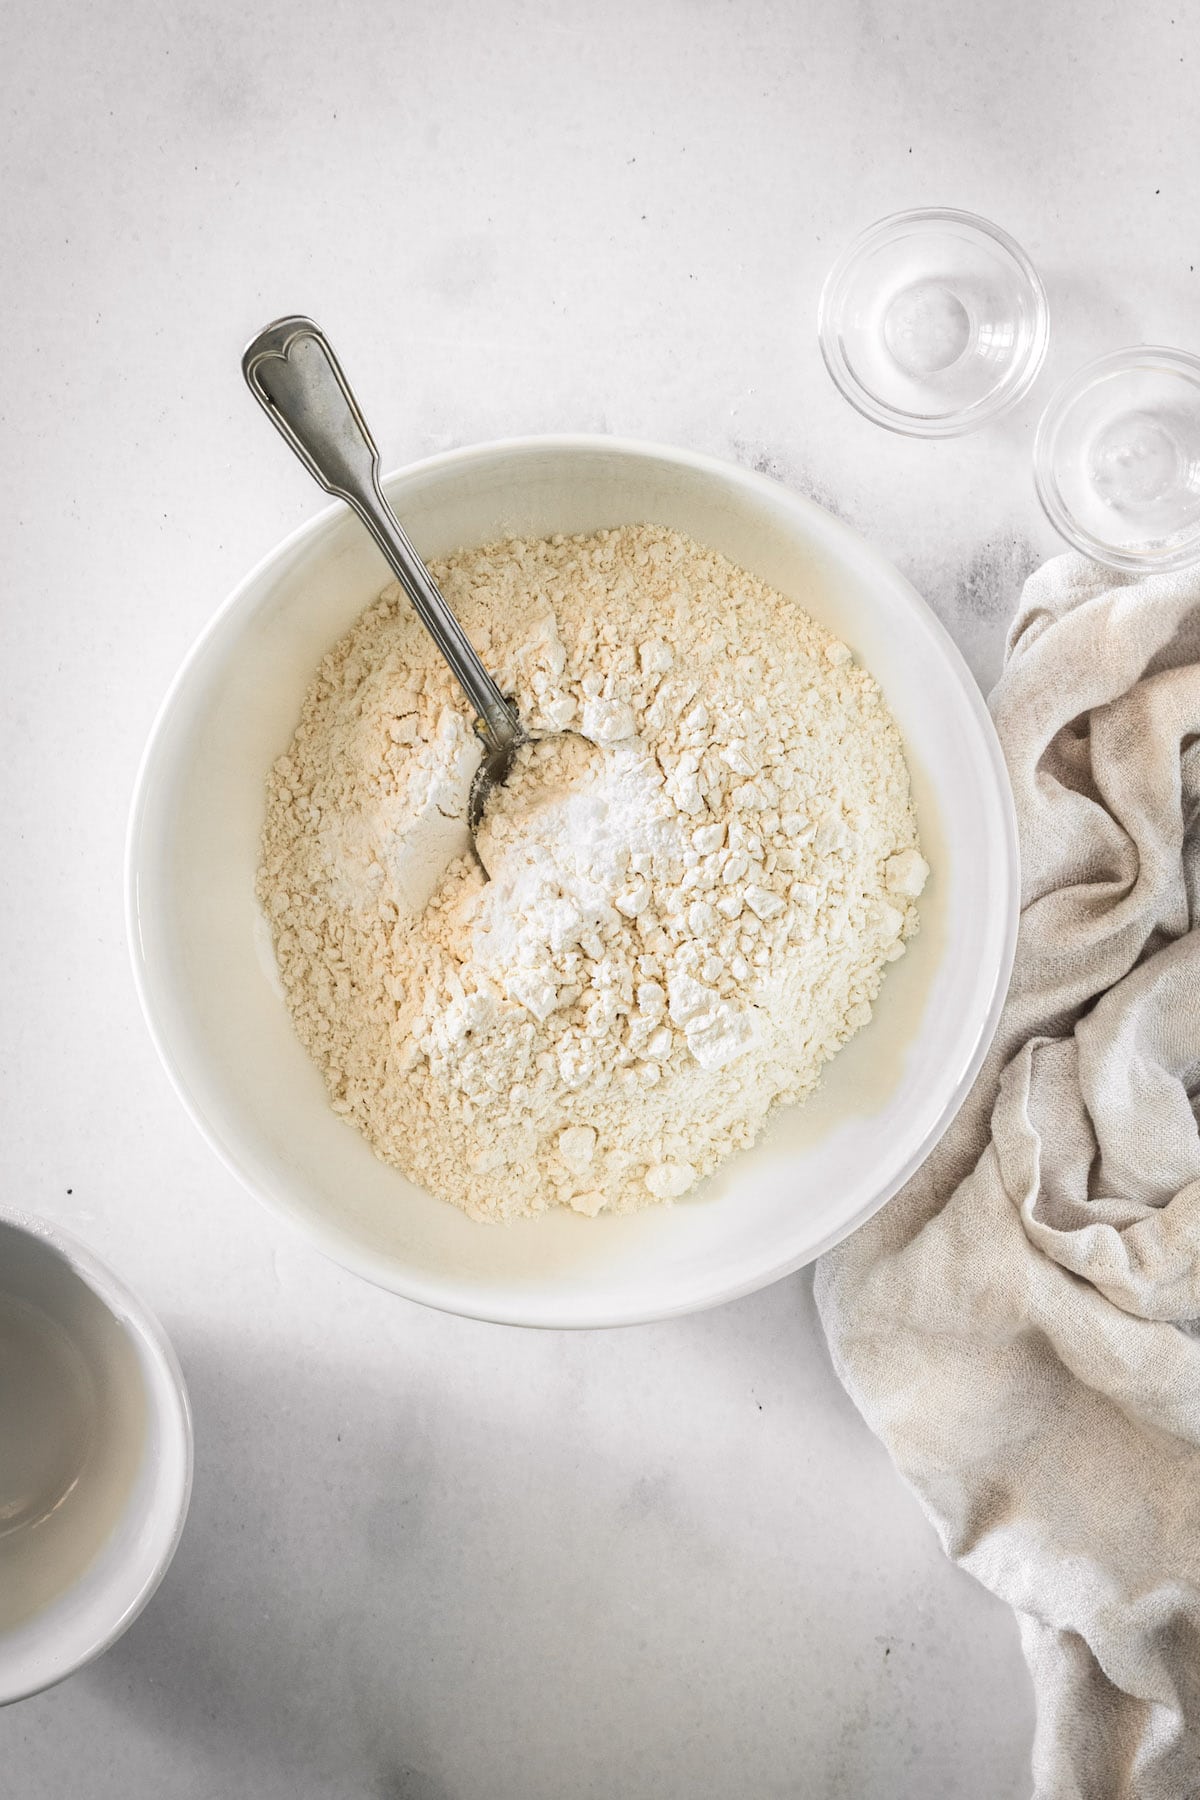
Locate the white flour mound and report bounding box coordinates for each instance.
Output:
[259,525,927,1222]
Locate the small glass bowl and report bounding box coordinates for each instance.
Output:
[1033,346,1200,573]
[818,208,1049,437]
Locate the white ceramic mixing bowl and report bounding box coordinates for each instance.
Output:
[0,1210,192,1704]
[127,437,1017,1328]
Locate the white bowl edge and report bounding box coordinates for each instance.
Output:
[0,1207,194,1704]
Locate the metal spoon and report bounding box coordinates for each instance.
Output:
[242,316,525,825]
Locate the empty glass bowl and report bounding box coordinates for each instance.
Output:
[1033,347,1200,573]
[818,208,1050,437]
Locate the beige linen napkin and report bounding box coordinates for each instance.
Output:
[816,552,1200,1800]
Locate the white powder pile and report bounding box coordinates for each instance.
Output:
[259,525,927,1222]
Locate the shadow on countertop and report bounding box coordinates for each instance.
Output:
[27,1269,1032,1800]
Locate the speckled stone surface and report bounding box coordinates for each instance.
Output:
[3,0,1197,1793]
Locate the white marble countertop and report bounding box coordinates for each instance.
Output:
[3,0,1196,1792]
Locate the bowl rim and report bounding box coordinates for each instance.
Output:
[0,1206,193,1705]
[126,432,1019,1329]
[817,205,1050,438]
[1033,343,1200,573]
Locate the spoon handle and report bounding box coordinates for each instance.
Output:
[242,316,520,757]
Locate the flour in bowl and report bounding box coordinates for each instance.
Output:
[258,525,927,1221]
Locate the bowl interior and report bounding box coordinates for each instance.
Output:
[0,1218,191,1703]
[129,440,1015,1327]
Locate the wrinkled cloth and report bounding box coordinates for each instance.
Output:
[815,553,1200,1800]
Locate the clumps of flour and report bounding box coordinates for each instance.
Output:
[258,525,928,1222]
